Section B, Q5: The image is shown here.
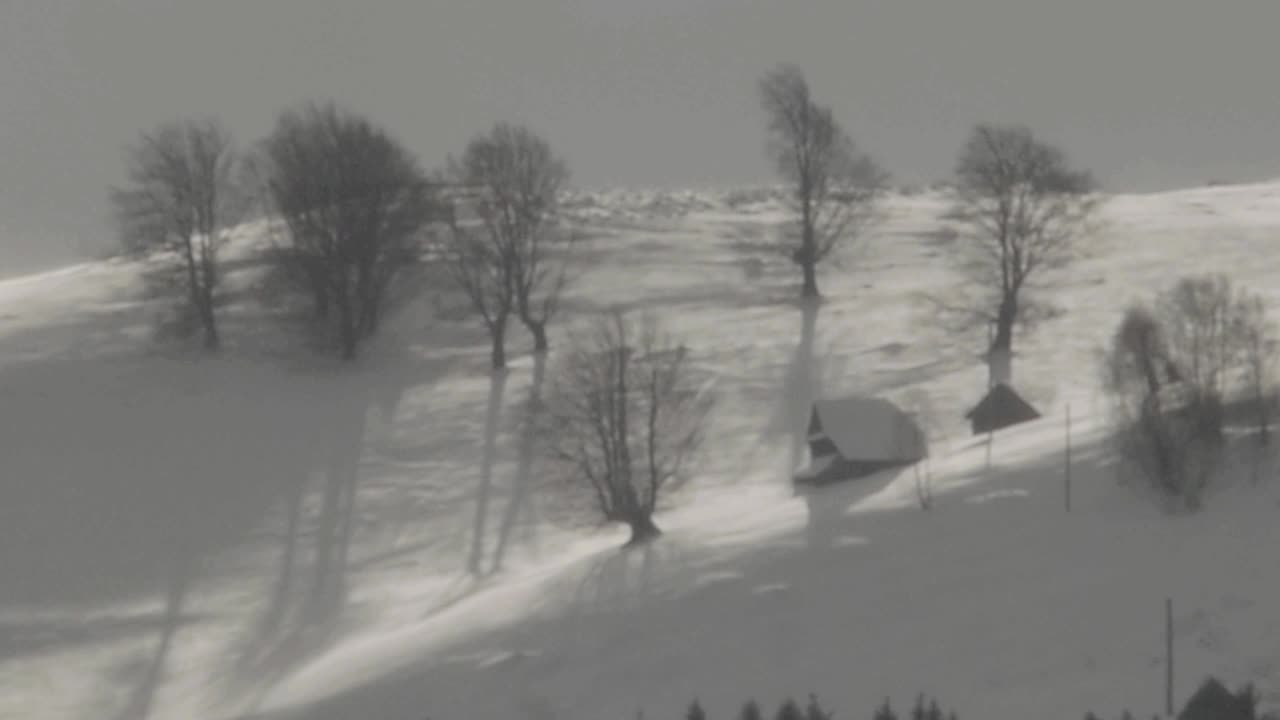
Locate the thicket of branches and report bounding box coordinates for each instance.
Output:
[1103,274,1277,509]
[443,123,572,370]
[111,119,240,349]
[259,102,438,359]
[925,124,1100,361]
[757,64,886,298]
[534,309,714,546]
[111,108,579,367]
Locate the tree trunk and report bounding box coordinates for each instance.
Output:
[528,320,548,354]
[624,513,661,547]
[200,303,219,351]
[991,293,1017,353]
[799,192,820,298]
[490,316,508,370]
[800,259,819,298]
[1257,391,1271,446]
[182,245,220,352]
[357,269,383,339]
[1143,407,1177,498]
[337,295,359,361]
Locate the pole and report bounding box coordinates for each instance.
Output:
[1166,597,1174,717]
[1065,403,1073,512]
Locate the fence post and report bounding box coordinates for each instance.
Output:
[1065,403,1073,512]
[1166,597,1174,717]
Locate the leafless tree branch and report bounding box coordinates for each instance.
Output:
[533,309,714,546]
[445,124,575,368]
[111,118,240,349]
[757,64,887,298]
[939,124,1101,356]
[259,102,437,359]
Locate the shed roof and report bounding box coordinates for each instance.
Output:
[811,395,927,462]
[964,383,1040,422]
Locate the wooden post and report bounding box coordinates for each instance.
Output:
[985,430,994,470]
[1065,403,1073,512]
[986,322,995,389]
[1166,597,1175,717]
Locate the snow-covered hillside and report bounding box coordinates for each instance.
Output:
[3,183,1280,720]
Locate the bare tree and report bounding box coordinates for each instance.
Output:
[1234,292,1278,444]
[932,124,1100,357]
[449,123,573,358]
[1103,275,1276,508]
[1104,304,1187,504]
[1158,275,1245,415]
[757,64,886,298]
[111,119,239,350]
[260,102,436,360]
[441,213,516,371]
[535,310,714,546]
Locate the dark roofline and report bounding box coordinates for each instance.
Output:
[964,382,1039,419]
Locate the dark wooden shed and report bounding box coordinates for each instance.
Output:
[964,383,1040,435]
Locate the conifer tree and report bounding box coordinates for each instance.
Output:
[911,694,927,720]
[873,699,898,720]
[775,698,804,720]
[803,694,833,720]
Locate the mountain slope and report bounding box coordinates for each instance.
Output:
[2,183,1279,720]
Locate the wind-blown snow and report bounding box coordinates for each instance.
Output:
[3,182,1280,720]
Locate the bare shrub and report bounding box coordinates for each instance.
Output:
[902,390,940,510]
[1103,275,1278,508]
[534,310,714,546]
[1158,274,1239,398]
[1235,292,1279,444]
[1105,302,1219,509]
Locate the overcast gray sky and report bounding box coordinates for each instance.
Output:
[3,0,1280,276]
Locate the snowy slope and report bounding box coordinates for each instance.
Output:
[2,182,1280,720]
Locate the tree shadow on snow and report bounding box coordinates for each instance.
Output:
[489,352,549,575]
[0,353,319,612]
[797,467,904,552]
[0,349,362,718]
[0,327,468,718]
[565,538,695,620]
[231,421,1280,720]
[233,537,698,720]
[108,537,199,720]
[762,298,850,478]
[218,357,444,709]
[0,608,209,663]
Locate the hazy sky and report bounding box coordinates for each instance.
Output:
[4,0,1280,276]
